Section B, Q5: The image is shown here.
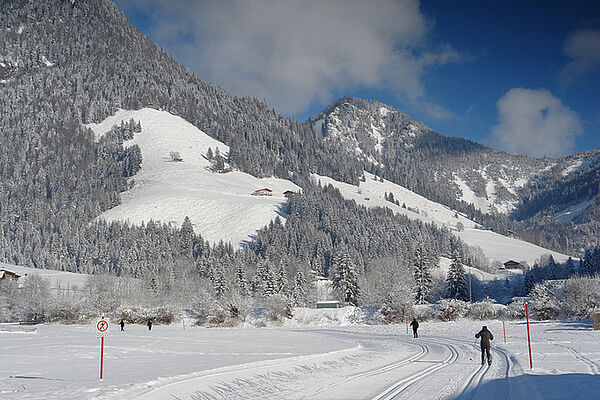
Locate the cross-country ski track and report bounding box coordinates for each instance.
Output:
[107,330,536,400]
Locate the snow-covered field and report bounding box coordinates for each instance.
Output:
[86,109,299,247]
[0,262,89,290]
[314,172,570,266]
[2,316,598,400]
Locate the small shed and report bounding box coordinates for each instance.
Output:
[503,260,523,270]
[316,301,340,309]
[283,190,295,198]
[0,269,21,282]
[253,188,273,196]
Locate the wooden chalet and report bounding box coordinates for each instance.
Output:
[253,188,273,196]
[503,260,523,270]
[0,269,21,282]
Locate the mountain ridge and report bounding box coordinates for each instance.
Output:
[1,0,599,278]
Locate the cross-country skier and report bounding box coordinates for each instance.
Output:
[410,318,419,338]
[147,320,152,331]
[119,320,125,331]
[475,326,494,365]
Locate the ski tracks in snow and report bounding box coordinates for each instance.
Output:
[371,341,460,400]
[553,343,600,374]
[117,329,521,400]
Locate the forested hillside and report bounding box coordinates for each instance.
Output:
[1,0,599,297]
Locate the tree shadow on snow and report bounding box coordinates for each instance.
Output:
[451,373,600,400]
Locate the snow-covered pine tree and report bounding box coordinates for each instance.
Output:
[291,271,307,307]
[546,254,559,280]
[253,260,275,297]
[213,266,228,298]
[580,250,593,276]
[412,247,433,304]
[275,263,289,295]
[213,148,225,172]
[235,264,250,297]
[529,283,559,320]
[179,216,194,257]
[331,251,359,306]
[446,252,468,300]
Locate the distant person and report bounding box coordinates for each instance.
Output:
[119,320,125,331]
[147,320,152,331]
[475,326,494,365]
[410,318,419,338]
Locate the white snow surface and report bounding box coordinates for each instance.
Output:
[86,109,299,247]
[40,55,54,67]
[454,176,494,214]
[315,172,569,266]
[1,318,598,399]
[554,198,595,223]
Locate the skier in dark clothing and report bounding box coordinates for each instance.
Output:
[147,320,152,331]
[119,320,125,331]
[475,326,494,365]
[410,318,419,338]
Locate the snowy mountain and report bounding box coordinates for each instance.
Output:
[0,0,596,285]
[308,97,600,252]
[309,98,549,215]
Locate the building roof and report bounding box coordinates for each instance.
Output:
[503,260,522,268]
[0,269,21,279]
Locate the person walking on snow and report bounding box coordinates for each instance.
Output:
[410,318,419,338]
[147,320,152,331]
[475,326,494,365]
[119,320,125,331]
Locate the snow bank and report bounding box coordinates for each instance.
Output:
[285,306,377,327]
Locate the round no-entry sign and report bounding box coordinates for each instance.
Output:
[95,317,110,337]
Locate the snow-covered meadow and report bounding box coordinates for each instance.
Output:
[2,314,599,400]
[86,109,299,247]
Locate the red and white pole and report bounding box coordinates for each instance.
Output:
[100,336,104,380]
[182,319,185,330]
[525,303,533,369]
[503,320,506,343]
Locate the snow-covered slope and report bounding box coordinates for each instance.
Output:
[0,262,89,290]
[315,172,569,266]
[86,109,299,247]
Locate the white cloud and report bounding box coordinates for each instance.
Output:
[560,29,600,86]
[117,0,463,118]
[489,88,582,157]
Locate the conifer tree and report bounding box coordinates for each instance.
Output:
[331,252,360,306]
[291,271,307,307]
[235,264,250,297]
[412,247,433,304]
[446,252,468,300]
[213,268,228,298]
[275,263,289,295]
[546,254,559,280]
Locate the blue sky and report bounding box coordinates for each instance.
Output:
[115,0,600,157]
